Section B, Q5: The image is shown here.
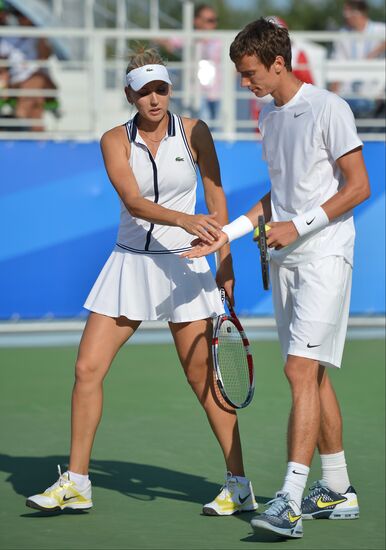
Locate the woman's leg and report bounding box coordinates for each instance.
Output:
[69,313,141,474]
[169,318,245,476]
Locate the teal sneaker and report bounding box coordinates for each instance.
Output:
[302,480,359,520]
[251,492,303,539]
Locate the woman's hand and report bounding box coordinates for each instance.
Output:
[181,231,228,258]
[215,253,235,306]
[177,212,222,244]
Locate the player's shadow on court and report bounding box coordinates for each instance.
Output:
[0,454,271,524]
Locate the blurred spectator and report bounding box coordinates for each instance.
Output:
[193,4,222,124]
[330,0,386,118]
[0,2,23,127]
[157,4,222,127]
[0,3,58,131]
[0,39,14,127]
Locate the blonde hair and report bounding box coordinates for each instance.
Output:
[126,46,166,74]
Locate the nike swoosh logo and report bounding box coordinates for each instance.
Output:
[239,492,251,504]
[307,343,321,348]
[63,494,77,502]
[292,470,307,475]
[288,511,302,523]
[306,217,315,225]
[316,496,347,509]
[294,112,306,118]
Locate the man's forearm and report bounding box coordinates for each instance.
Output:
[246,191,272,226]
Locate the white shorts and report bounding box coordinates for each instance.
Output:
[271,256,352,369]
[84,247,224,323]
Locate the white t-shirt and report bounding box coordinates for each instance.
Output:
[331,20,386,97]
[258,83,363,267]
[332,20,386,60]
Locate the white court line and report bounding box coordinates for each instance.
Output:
[0,318,384,348]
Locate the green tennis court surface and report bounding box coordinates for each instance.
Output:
[0,340,384,549]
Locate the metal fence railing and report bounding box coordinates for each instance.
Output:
[0,26,385,141]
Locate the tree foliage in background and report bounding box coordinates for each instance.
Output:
[97,0,385,31]
[230,0,383,30]
[157,0,385,31]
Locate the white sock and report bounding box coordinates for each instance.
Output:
[234,475,248,484]
[67,470,90,488]
[227,471,248,483]
[280,461,310,508]
[320,451,350,494]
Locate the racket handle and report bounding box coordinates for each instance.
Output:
[214,251,220,271]
[220,287,226,303]
[216,255,234,313]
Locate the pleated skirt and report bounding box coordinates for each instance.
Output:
[84,247,224,323]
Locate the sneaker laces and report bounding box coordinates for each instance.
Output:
[45,465,70,492]
[218,472,238,499]
[306,480,325,502]
[307,480,325,498]
[264,495,290,516]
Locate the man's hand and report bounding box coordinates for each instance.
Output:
[181,231,229,258]
[267,221,299,249]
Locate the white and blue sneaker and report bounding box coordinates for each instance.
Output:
[251,492,303,539]
[203,472,258,516]
[302,480,359,520]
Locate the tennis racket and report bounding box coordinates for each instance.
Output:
[254,215,270,291]
[212,286,255,409]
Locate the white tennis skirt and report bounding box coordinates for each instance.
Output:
[84,247,224,323]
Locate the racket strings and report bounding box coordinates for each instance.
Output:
[217,319,251,407]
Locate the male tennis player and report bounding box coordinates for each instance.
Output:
[183,18,370,539]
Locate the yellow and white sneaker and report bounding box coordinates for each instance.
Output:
[26,466,93,512]
[203,472,258,516]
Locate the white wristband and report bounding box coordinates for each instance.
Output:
[222,215,254,243]
[292,206,329,237]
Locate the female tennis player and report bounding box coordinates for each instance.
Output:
[26,48,257,516]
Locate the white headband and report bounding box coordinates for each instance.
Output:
[126,64,172,91]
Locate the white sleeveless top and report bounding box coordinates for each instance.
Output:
[84,112,224,322]
[116,112,197,254]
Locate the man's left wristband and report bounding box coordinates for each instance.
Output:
[292,206,329,237]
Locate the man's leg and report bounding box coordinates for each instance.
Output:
[251,354,317,539]
[283,359,351,500]
[317,366,343,454]
[286,355,321,465]
[301,257,359,520]
[301,366,359,520]
[271,354,319,511]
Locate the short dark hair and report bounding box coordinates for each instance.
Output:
[344,0,368,13]
[194,4,215,18]
[230,17,292,71]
